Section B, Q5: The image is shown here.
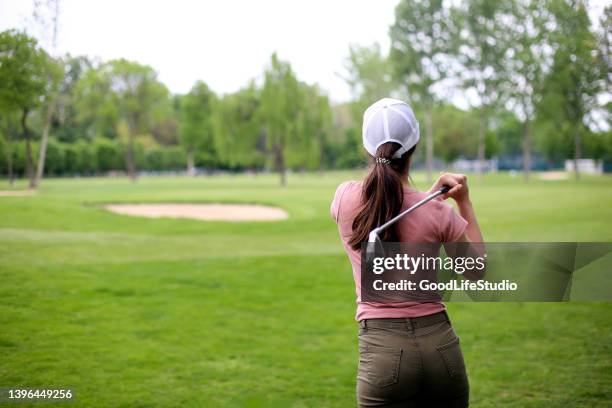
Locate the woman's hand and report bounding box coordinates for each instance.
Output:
[433,172,484,248]
[430,172,470,203]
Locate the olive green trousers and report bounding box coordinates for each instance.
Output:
[357,311,469,407]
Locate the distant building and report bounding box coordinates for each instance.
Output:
[564,159,603,175]
[451,157,498,173]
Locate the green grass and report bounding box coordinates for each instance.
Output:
[0,171,611,407]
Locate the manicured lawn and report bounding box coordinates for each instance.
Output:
[1,171,611,407]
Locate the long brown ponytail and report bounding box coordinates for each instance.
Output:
[348,142,415,250]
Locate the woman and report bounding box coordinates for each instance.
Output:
[331,98,483,407]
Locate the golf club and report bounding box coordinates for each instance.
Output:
[366,185,450,261]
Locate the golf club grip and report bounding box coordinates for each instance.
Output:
[440,185,450,194]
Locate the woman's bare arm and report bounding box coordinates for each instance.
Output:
[456,199,483,243]
[430,172,483,243]
[431,173,485,279]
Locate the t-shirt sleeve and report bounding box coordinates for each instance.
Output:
[438,203,468,242]
[330,181,352,223]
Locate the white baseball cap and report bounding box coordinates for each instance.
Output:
[362,97,420,158]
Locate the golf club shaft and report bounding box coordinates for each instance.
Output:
[372,187,449,236]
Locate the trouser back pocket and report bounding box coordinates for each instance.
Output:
[358,345,402,387]
[436,336,466,379]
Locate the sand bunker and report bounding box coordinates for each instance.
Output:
[538,171,568,181]
[0,190,36,197]
[104,203,288,221]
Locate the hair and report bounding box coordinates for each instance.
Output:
[348,142,416,250]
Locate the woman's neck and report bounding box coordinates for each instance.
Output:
[401,177,416,191]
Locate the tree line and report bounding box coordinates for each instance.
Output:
[347,0,611,181]
[0,43,334,186]
[0,0,610,186]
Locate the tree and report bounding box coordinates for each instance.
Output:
[342,43,398,162]
[32,0,63,188]
[73,61,119,140]
[308,85,333,171]
[537,0,601,179]
[74,66,116,157]
[343,43,398,119]
[213,82,265,170]
[389,0,454,182]
[75,59,171,180]
[151,117,179,146]
[54,55,94,143]
[75,59,169,180]
[336,127,365,169]
[596,6,611,151]
[598,5,611,92]
[0,29,50,188]
[179,81,216,176]
[495,111,524,158]
[33,56,62,186]
[0,110,20,184]
[454,0,512,175]
[432,105,479,164]
[109,60,169,180]
[289,83,332,171]
[260,53,301,185]
[504,0,552,181]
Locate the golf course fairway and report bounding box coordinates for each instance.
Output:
[1,171,610,407]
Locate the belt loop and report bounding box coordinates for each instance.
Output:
[443,310,450,323]
[405,318,414,332]
[360,319,367,330]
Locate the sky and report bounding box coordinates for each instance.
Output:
[0,0,608,105]
[0,0,397,103]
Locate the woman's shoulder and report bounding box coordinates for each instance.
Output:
[335,180,361,192]
[330,180,362,222]
[403,188,454,212]
[401,188,466,241]
[332,180,361,204]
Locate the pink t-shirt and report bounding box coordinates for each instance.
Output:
[330,180,468,321]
